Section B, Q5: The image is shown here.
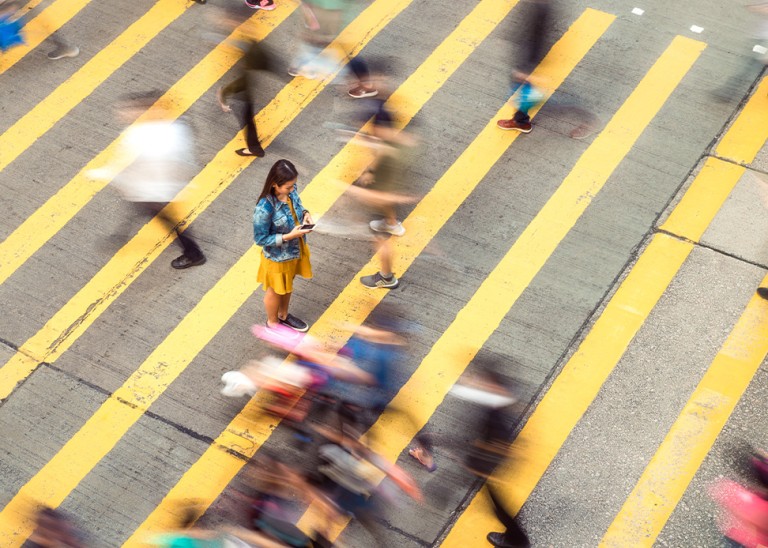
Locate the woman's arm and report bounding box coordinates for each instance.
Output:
[252,201,283,247]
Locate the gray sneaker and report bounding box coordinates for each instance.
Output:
[47,45,80,60]
[360,272,399,289]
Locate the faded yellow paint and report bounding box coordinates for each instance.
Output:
[660,157,745,242]
[299,8,621,540]
[600,285,768,547]
[446,37,768,548]
[0,0,190,174]
[715,76,768,164]
[427,36,711,547]
[441,234,693,547]
[0,4,297,400]
[0,0,488,543]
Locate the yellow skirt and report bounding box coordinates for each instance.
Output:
[257,238,313,295]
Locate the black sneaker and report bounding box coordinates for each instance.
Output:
[279,313,309,332]
[486,532,528,548]
[360,272,399,289]
[758,287,768,300]
[171,254,206,269]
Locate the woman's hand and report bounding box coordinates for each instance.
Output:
[301,211,313,225]
[284,225,311,241]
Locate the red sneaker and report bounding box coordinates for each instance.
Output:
[496,118,532,133]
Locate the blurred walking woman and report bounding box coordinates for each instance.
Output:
[253,159,314,332]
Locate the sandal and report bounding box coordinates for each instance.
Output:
[409,446,437,472]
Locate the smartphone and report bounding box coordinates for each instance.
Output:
[300,223,316,231]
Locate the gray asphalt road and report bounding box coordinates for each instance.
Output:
[0,0,766,546]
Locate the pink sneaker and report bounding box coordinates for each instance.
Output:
[251,323,304,352]
[244,0,275,10]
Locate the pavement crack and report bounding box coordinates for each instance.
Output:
[656,228,768,270]
[0,336,20,353]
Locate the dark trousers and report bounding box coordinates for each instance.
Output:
[239,96,262,154]
[221,41,272,154]
[137,202,204,260]
[487,483,530,547]
[224,79,262,154]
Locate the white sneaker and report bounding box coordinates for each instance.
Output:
[369,219,405,236]
[221,371,257,397]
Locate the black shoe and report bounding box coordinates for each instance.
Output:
[171,254,206,269]
[279,313,309,332]
[486,532,528,548]
[758,287,768,300]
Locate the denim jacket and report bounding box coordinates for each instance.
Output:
[252,188,308,262]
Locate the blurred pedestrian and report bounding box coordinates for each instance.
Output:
[290,0,377,98]
[214,5,276,158]
[408,362,529,547]
[86,92,206,270]
[308,424,422,546]
[454,366,529,548]
[27,506,86,547]
[0,0,23,53]
[496,0,554,133]
[343,86,418,289]
[710,448,768,548]
[253,159,314,333]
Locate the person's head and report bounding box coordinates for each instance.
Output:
[257,159,299,202]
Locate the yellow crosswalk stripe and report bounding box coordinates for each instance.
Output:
[598,76,768,548]
[0,3,297,287]
[659,157,745,242]
[0,0,408,400]
[600,288,768,547]
[0,0,91,75]
[715,77,768,164]
[442,63,768,548]
[0,0,456,542]
[0,0,190,173]
[441,233,693,547]
[298,32,705,542]
[128,9,613,544]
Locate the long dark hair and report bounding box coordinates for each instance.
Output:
[257,159,299,202]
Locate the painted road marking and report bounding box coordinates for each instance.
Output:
[0,0,409,400]
[0,0,507,543]
[599,285,768,547]
[0,3,297,287]
[0,0,92,75]
[660,157,745,243]
[715,76,768,164]
[441,49,768,548]
[440,234,694,547]
[0,0,190,174]
[128,9,614,544]
[597,79,768,548]
[297,33,706,542]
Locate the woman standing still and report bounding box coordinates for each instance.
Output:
[253,160,314,333]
